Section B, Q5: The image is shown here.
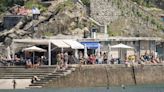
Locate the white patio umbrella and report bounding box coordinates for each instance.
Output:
[22,46,47,64]
[110,43,134,61]
[110,43,134,49]
[75,49,79,59]
[22,46,47,52]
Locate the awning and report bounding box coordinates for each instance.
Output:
[63,40,84,49]
[81,42,100,49]
[51,40,70,48]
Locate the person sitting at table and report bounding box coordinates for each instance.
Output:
[143,51,150,62]
[26,59,32,68]
[13,55,21,65]
[33,57,41,68]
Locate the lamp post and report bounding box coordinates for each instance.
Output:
[91,27,97,39]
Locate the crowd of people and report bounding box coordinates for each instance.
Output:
[139,51,161,64]
[0,50,163,68]
[79,51,108,65]
[56,52,69,70]
[0,55,23,66]
[0,54,46,68]
[77,51,163,67]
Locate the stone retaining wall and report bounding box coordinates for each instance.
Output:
[46,64,164,88]
[90,0,121,24]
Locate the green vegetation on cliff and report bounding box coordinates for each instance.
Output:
[0,0,24,13]
[132,0,164,9]
[81,0,90,7]
[24,0,47,12]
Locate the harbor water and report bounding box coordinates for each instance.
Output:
[1,84,164,92]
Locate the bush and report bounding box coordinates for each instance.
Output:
[24,0,47,12]
[81,0,90,7]
[0,0,24,13]
[131,0,156,8]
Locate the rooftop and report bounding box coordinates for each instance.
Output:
[79,37,163,41]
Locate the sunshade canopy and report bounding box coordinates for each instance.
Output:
[63,40,84,49]
[51,40,70,48]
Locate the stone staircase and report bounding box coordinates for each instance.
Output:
[28,67,76,88]
[0,66,55,79]
[0,65,76,89]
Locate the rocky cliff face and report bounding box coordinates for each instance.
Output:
[90,0,164,37]
[0,0,163,46]
[0,0,92,45]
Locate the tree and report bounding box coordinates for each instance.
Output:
[0,0,24,13]
[81,0,90,7]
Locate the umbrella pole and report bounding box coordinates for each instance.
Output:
[119,48,121,60]
[33,52,35,65]
[24,51,26,60]
[61,48,63,53]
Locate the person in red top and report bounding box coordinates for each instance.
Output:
[92,55,96,64]
[88,54,96,64]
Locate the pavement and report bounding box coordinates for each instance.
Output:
[0,79,31,89]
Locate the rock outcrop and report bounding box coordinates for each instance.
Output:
[0,0,92,45]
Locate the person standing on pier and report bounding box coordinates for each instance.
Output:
[12,79,16,89]
[64,52,68,69]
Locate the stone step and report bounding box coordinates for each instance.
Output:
[44,75,61,79]
[0,71,54,73]
[56,69,68,72]
[43,77,58,81]
[0,76,44,79]
[70,68,76,72]
[29,83,45,86]
[26,86,42,89]
[0,73,50,75]
[0,68,55,70]
[36,79,49,82]
[0,69,55,71]
[32,81,48,84]
[48,73,64,76]
[46,77,58,81]
[27,69,76,88]
[1,75,45,77]
[0,67,56,69]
